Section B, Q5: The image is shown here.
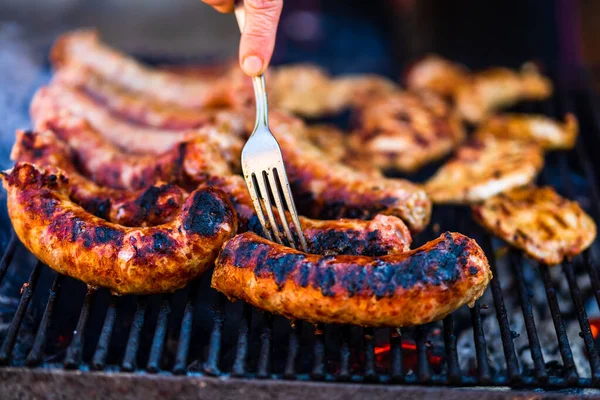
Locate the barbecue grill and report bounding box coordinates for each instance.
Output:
[2,6,600,400]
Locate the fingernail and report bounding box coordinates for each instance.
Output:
[242,55,264,76]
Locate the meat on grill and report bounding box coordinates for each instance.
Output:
[51,29,253,109]
[348,91,465,172]
[455,63,553,123]
[270,114,432,233]
[405,56,553,123]
[269,64,397,117]
[472,186,597,264]
[54,64,247,131]
[424,135,544,204]
[33,109,237,190]
[405,55,470,98]
[475,113,578,150]
[212,231,492,327]
[14,130,413,255]
[31,87,432,232]
[11,130,187,227]
[1,163,238,295]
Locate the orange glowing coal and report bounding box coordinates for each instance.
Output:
[589,318,600,339]
[374,340,442,369]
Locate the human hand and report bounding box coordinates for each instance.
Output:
[202,0,283,76]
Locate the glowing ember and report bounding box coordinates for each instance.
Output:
[589,318,600,339]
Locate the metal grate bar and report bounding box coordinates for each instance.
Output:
[414,325,431,383]
[562,261,600,381]
[173,282,201,375]
[337,325,351,380]
[539,265,579,384]
[91,296,118,370]
[231,303,252,377]
[64,287,96,369]
[470,300,491,383]
[0,232,18,285]
[25,273,63,366]
[312,325,326,380]
[283,321,301,379]
[0,260,42,365]
[583,251,600,312]
[146,295,172,372]
[202,293,226,376]
[121,297,147,372]
[256,312,273,378]
[362,327,376,381]
[443,315,461,383]
[483,236,521,383]
[390,328,403,382]
[564,90,600,318]
[510,253,547,382]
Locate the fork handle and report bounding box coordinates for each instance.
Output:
[234,1,269,132]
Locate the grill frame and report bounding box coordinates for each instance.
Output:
[1,50,600,399]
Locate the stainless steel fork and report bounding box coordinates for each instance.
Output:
[234,2,308,251]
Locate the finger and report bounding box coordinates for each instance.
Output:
[239,0,283,76]
[202,0,234,13]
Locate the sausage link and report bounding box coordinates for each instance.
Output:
[11,130,187,227]
[212,231,492,327]
[2,163,238,294]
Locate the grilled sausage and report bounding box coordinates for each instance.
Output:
[32,88,431,232]
[34,110,235,190]
[271,114,432,232]
[14,130,412,253]
[2,163,237,294]
[212,231,492,327]
[31,83,246,157]
[11,130,187,227]
[54,64,247,130]
[31,84,189,154]
[51,29,253,109]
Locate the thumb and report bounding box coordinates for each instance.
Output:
[239,0,283,76]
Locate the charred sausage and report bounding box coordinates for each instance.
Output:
[212,231,492,327]
[11,130,187,227]
[2,163,238,294]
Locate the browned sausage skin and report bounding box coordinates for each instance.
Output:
[272,116,432,233]
[212,231,492,327]
[35,111,235,190]
[50,29,253,109]
[31,87,431,232]
[11,130,187,227]
[13,130,413,254]
[2,163,238,294]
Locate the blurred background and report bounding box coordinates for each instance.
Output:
[0,0,598,152]
[0,0,597,76]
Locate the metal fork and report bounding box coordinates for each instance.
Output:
[234,2,308,251]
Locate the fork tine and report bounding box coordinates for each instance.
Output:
[248,173,274,242]
[257,171,284,245]
[267,168,297,250]
[274,166,308,252]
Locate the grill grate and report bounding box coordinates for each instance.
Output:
[1,80,600,393]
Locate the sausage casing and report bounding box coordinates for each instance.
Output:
[212,231,492,327]
[2,163,237,294]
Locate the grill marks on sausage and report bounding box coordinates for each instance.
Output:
[183,190,234,236]
[48,213,124,248]
[226,232,473,298]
